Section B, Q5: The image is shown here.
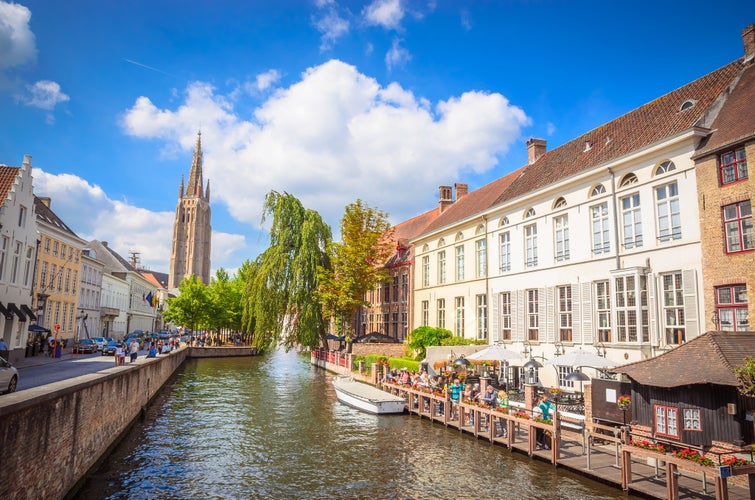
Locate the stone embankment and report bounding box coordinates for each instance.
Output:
[0,346,255,500]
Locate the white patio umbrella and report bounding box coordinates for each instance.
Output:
[466,345,524,363]
[543,348,620,368]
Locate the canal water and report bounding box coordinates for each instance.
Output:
[74,349,637,499]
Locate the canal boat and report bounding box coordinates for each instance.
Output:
[332,376,406,414]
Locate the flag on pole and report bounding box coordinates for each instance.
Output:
[145,292,153,305]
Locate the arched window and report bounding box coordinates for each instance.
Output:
[422,244,429,253]
[437,238,446,248]
[590,184,606,197]
[455,232,464,242]
[680,99,697,111]
[654,160,676,176]
[553,197,567,209]
[475,224,485,236]
[499,216,510,227]
[619,173,638,187]
[524,207,536,218]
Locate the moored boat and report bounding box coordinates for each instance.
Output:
[332,376,406,414]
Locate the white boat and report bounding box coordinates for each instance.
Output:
[332,376,406,414]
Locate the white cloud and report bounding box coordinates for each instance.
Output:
[385,37,410,71]
[0,1,37,71]
[255,69,281,91]
[18,79,69,110]
[364,0,404,30]
[31,168,247,274]
[313,8,349,51]
[120,59,530,244]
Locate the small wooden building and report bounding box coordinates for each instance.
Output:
[613,331,755,453]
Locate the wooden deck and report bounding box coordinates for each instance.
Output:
[384,382,754,500]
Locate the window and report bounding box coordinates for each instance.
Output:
[500,292,511,340]
[527,289,539,341]
[18,205,27,227]
[596,281,612,342]
[554,215,570,262]
[10,241,21,283]
[499,232,511,272]
[437,299,445,329]
[53,241,59,257]
[655,160,676,175]
[422,256,430,287]
[0,236,7,281]
[455,245,465,281]
[455,297,465,337]
[591,184,606,197]
[557,366,575,389]
[553,197,567,209]
[683,408,702,431]
[719,147,748,185]
[662,272,685,345]
[476,294,488,340]
[401,272,407,302]
[421,300,429,327]
[591,203,610,254]
[525,207,536,218]
[716,285,749,331]
[615,275,649,343]
[656,182,681,242]
[49,264,56,290]
[392,275,398,302]
[44,238,50,254]
[655,405,679,438]
[619,173,638,187]
[65,269,71,293]
[525,224,538,268]
[39,262,47,290]
[438,250,446,284]
[558,286,572,342]
[723,201,753,253]
[499,216,510,226]
[383,282,389,302]
[476,239,487,277]
[621,193,643,249]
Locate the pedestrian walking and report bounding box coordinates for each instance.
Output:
[114,343,124,366]
[129,339,139,363]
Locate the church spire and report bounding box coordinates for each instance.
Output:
[186,131,204,199]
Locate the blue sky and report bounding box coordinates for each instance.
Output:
[1,0,753,277]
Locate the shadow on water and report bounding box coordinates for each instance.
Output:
[74,349,637,499]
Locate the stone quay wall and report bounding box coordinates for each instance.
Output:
[0,346,256,500]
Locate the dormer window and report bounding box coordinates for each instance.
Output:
[680,99,697,111]
[655,160,676,176]
[591,184,606,197]
[619,173,638,187]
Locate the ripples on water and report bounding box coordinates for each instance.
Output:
[74,350,633,499]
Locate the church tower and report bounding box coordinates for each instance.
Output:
[168,131,212,288]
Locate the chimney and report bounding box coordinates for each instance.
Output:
[526,138,546,164]
[39,197,51,208]
[22,155,32,168]
[102,241,108,247]
[455,183,468,200]
[439,185,453,213]
[744,24,755,63]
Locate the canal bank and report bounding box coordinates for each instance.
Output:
[0,346,255,500]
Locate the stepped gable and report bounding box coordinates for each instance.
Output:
[613,331,755,388]
[422,165,526,236]
[495,61,743,204]
[0,166,20,199]
[695,62,755,156]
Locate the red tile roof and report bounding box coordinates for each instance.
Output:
[613,331,755,388]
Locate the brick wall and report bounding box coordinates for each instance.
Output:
[350,343,407,358]
[0,349,188,499]
[696,140,755,331]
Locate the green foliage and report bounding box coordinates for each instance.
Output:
[735,356,755,397]
[389,358,420,372]
[241,191,332,351]
[318,199,393,337]
[163,275,211,332]
[406,326,454,360]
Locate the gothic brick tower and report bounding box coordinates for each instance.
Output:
[168,131,212,288]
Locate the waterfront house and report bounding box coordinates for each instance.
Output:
[613,330,755,454]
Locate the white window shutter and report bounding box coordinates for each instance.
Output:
[546,286,556,343]
[572,283,581,343]
[515,290,525,342]
[582,282,593,344]
[682,269,699,340]
[490,291,499,342]
[539,287,547,342]
[647,273,658,347]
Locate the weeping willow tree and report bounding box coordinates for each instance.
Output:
[242,191,332,351]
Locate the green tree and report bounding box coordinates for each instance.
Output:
[241,191,332,351]
[406,326,454,360]
[162,275,211,334]
[207,267,243,335]
[735,356,755,397]
[318,199,393,340]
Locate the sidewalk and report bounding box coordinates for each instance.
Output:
[15,347,98,369]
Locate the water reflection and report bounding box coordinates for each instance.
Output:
[74,349,635,499]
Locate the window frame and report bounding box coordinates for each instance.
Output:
[525,223,538,268]
[422,255,430,287]
[554,214,570,262]
[722,200,753,254]
[476,294,488,340]
[621,193,643,249]
[662,272,685,345]
[656,181,681,242]
[455,245,465,281]
[437,298,445,329]
[527,289,539,341]
[715,284,749,332]
[438,250,446,284]
[719,147,748,185]
[500,292,511,340]
[683,408,702,432]
[591,202,610,254]
[455,296,465,337]
[654,404,680,439]
[558,285,573,342]
[476,238,487,277]
[499,231,511,272]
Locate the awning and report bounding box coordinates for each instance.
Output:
[0,302,12,320]
[28,324,51,333]
[20,304,36,321]
[6,303,26,322]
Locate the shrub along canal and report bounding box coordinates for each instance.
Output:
[73,349,638,499]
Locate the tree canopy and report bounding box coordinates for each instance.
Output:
[162,274,211,333]
[318,199,393,339]
[241,191,332,351]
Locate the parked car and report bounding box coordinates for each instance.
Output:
[0,355,18,394]
[73,339,98,354]
[102,341,123,356]
[92,337,108,351]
